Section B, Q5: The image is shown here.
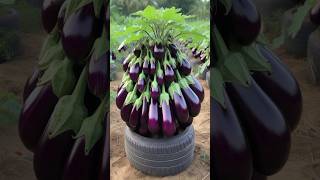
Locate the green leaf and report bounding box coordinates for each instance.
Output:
[211,68,225,108]
[38,42,65,70]
[65,0,92,20]
[0,92,21,124]
[93,0,104,18]
[38,58,63,85]
[240,45,271,72]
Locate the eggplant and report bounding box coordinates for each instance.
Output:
[62,137,101,180]
[33,123,74,180]
[252,171,268,180]
[179,58,191,76]
[186,75,205,102]
[129,97,142,130]
[62,3,101,61]
[118,42,127,52]
[225,79,291,175]
[156,62,164,86]
[121,86,138,122]
[310,1,320,25]
[129,61,141,82]
[179,116,193,129]
[253,45,302,131]
[123,54,133,72]
[111,52,116,60]
[137,73,145,93]
[84,88,101,115]
[153,44,165,61]
[148,98,160,135]
[139,95,149,136]
[133,47,141,58]
[168,82,189,124]
[164,64,175,84]
[88,53,108,98]
[22,68,42,103]
[151,79,160,100]
[194,50,202,58]
[179,78,201,117]
[19,84,58,151]
[149,58,156,75]
[142,57,149,74]
[168,44,178,59]
[116,80,133,109]
[160,88,176,137]
[57,1,66,32]
[211,92,253,180]
[192,48,197,55]
[42,0,65,33]
[99,113,110,180]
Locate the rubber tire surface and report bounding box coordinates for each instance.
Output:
[282,8,317,57]
[124,125,195,176]
[307,28,320,84]
[0,8,19,29]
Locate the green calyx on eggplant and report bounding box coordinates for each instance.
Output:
[129,58,142,82]
[121,85,138,123]
[143,53,150,74]
[22,68,43,103]
[129,96,143,130]
[116,79,133,109]
[41,0,65,33]
[153,43,165,61]
[168,82,189,124]
[156,61,164,86]
[137,73,146,93]
[62,3,102,61]
[225,78,291,175]
[123,54,134,72]
[253,45,302,131]
[151,76,160,100]
[211,93,253,180]
[160,85,176,137]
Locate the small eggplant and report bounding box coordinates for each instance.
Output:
[116,80,133,109]
[149,57,156,75]
[133,47,141,58]
[168,82,189,124]
[121,86,138,122]
[164,63,175,84]
[143,56,149,74]
[151,78,160,100]
[99,113,110,180]
[41,0,65,33]
[129,96,143,130]
[88,53,108,98]
[19,84,58,151]
[118,42,128,52]
[168,44,178,59]
[179,76,201,117]
[186,75,204,102]
[160,87,176,137]
[148,98,160,135]
[129,59,141,82]
[137,73,146,93]
[22,68,42,103]
[179,58,192,76]
[156,62,164,86]
[111,52,116,60]
[123,54,134,72]
[192,48,197,55]
[153,44,165,61]
[139,93,150,136]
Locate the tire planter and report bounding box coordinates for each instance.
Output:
[282,8,317,57]
[307,28,320,84]
[124,125,195,176]
[0,8,20,29]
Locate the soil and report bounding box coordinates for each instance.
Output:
[0,33,319,179]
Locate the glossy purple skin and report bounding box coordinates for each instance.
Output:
[190,76,204,102]
[168,44,178,59]
[129,104,142,130]
[84,88,101,115]
[62,3,101,61]
[192,48,197,55]
[164,65,175,83]
[172,92,189,124]
[143,60,149,74]
[33,127,74,180]
[121,103,133,123]
[200,54,207,63]
[22,68,42,103]
[179,116,193,129]
[153,44,165,61]
[157,73,164,86]
[179,59,192,76]
[129,63,141,82]
[226,79,291,175]
[88,53,108,98]
[151,85,160,100]
[62,137,102,180]
[253,45,302,131]
[57,2,66,32]
[137,78,145,93]
[19,85,58,152]
[181,86,201,117]
[194,51,202,58]
[310,1,320,25]
[41,0,65,33]
[116,87,128,109]
[122,56,131,72]
[149,61,156,75]
[252,171,267,180]
[211,94,253,180]
[161,102,176,137]
[148,98,160,135]
[99,113,110,180]
[139,97,149,136]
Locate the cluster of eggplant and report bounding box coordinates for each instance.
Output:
[116,43,204,137]
[19,0,109,180]
[211,0,303,180]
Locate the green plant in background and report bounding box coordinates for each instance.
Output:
[0,28,20,62]
[0,91,21,123]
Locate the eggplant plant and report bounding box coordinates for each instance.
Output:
[115,6,205,137]
[211,0,303,180]
[19,0,109,179]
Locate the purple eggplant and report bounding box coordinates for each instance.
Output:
[179,116,193,129]
[192,48,197,55]
[168,82,189,124]
[156,62,164,86]
[123,54,134,72]
[178,76,201,117]
[41,0,65,33]
[149,58,156,75]
[151,78,160,100]
[111,52,116,60]
[153,44,165,61]
[137,73,146,93]
[310,1,320,25]
[164,64,175,84]
[211,93,253,180]
[121,86,138,122]
[143,56,149,74]
[19,84,58,151]
[160,87,176,137]
[33,124,74,180]
[148,98,160,135]
[225,78,291,175]
[168,44,178,59]
[186,75,204,102]
[118,42,128,52]
[84,88,101,115]
[22,68,42,103]
[99,113,110,180]
[88,53,108,98]
[116,80,133,109]
[179,58,191,76]
[129,96,143,130]
[62,137,102,180]
[139,95,150,136]
[253,45,302,131]
[62,3,102,61]
[129,60,141,82]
